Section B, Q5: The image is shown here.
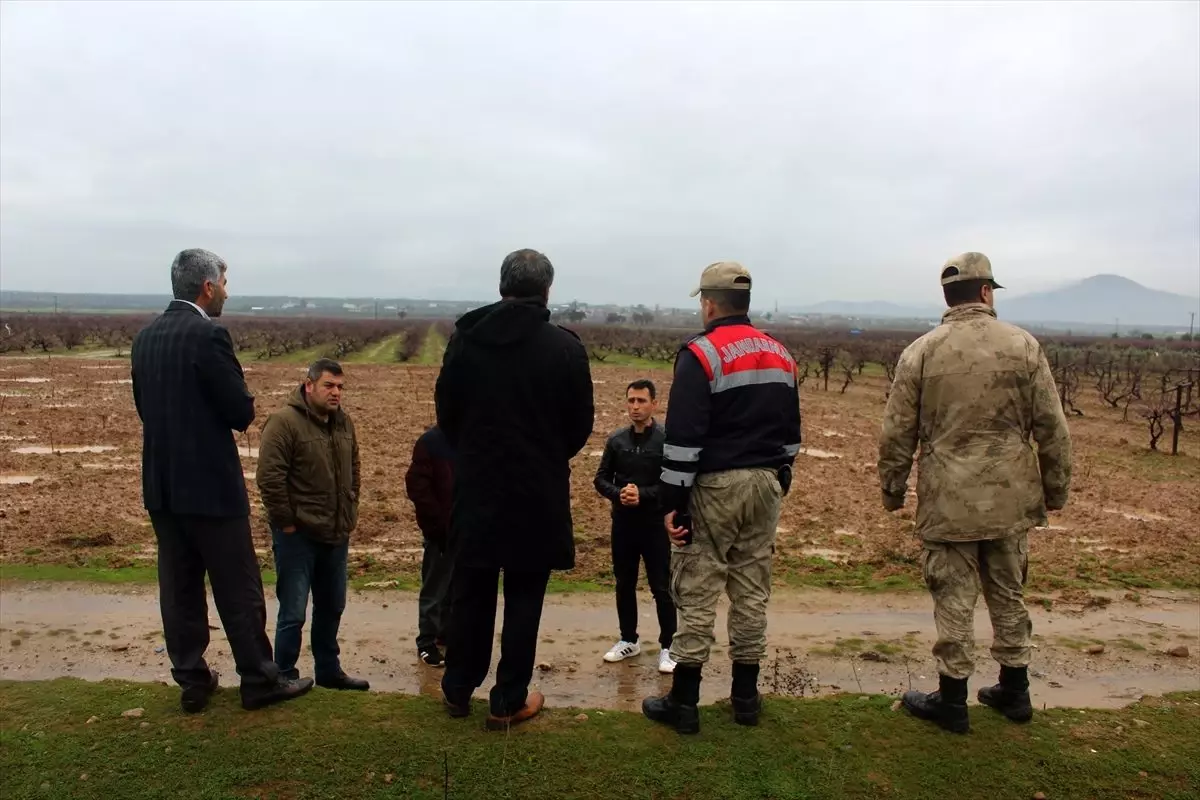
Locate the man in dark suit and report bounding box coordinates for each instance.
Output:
[131,248,314,713]
[435,248,594,730]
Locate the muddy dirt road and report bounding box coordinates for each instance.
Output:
[2,585,1196,711]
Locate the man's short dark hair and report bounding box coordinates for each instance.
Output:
[700,288,751,315]
[499,249,555,299]
[307,358,344,382]
[942,278,990,307]
[627,379,657,400]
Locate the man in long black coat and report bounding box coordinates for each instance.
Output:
[131,248,314,713]
[435,248,594,730]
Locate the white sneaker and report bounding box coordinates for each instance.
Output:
[658,649,677,674]
[603,640,641,662]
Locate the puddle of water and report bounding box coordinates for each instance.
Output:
[801,548,851,563]
[1103,509,1170,523]
[239,446,259,458]
[81,463,137,471]
[0,392,28,397]
[82,365,125,370]
[95,379,133,385]
[820,429,848,438]
[243,471,256,480]
[12,445,118,455]
[0,377,50,383]
[1,588,1196,712]
[1037,525,1070,532]
[800,448,841,459]
[1070,537,1104,545]
[588,450,604,457]
[0,435,37,441]
[0,475,41,485]
[43,403,83,409]
[834,528,860,537]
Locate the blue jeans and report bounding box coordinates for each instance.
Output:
[271,528,349,682]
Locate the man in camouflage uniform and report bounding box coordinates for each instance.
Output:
[642,261,802,735]
[878,252,1072,734]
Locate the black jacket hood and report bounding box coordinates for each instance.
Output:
[455,297,550,348]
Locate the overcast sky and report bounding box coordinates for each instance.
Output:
[1,0,1197,307]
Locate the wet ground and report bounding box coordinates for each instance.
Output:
[1,585,1195,711]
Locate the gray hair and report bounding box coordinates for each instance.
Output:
[170,248,226,301]
[307,358,344,382]
[499,249,554,299]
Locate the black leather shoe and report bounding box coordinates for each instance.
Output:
[444,696,471,718]
[978,683,1032,722]
[731,693,762,726]
[181,668,219,714]
[241,676,315,711]
[317,673,370,691]
[902,675,969,734]
[642,692,700,735]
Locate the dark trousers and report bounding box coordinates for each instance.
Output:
[416,537,453,651]
[150,512,279,692]
[442,565,551,717]
[271,528,349,682]
[612,513,677,648]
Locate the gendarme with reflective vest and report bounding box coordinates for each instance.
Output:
[659,261,803,506]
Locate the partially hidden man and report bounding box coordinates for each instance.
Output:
[878,252,1072,734]
[257,359,369,692]
[644,261,802,735]
[593,379,677,674]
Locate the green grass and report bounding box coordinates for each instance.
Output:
[416,325,448,365]
[1,679,1197,800]
[342,334,403,365]
[776,557,923,592]
[265,343,331,365]
[0,563,604,594]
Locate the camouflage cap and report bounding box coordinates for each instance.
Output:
[940,252,1003,290]
[689,261,752,297]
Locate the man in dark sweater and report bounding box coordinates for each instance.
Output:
[594,379,677,674]
[405,425,456,668]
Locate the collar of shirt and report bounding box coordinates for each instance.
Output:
[174,299,210,320]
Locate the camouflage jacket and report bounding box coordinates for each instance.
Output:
[877,304,1072,542]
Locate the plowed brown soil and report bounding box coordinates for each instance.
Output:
[1,356,1198,589]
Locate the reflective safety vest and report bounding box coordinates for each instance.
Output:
[659,321,803,497]
[687,323,799,397]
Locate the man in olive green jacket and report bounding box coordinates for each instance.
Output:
[257,358,367,691]
[878,253,1071,734]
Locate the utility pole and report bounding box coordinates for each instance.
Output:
[53,295,58,314]
[374,299,379,320]
[1190,311,1195,339]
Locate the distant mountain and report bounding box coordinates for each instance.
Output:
[1003,275,1199,329]
[788,299,941,319]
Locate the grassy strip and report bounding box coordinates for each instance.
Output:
[0,563,601,594]
[416,325,448,366]
[6,556,1194,592]
[342,334,404,365]
[1,679,1197,800]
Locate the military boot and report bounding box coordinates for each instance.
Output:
[978,665,1033,723]
[902,674,969,734]
[643,664,701,735]
[730,661,762,726]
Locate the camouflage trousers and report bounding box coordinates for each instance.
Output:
[922,532,1032,680]
[669,468,783,666]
